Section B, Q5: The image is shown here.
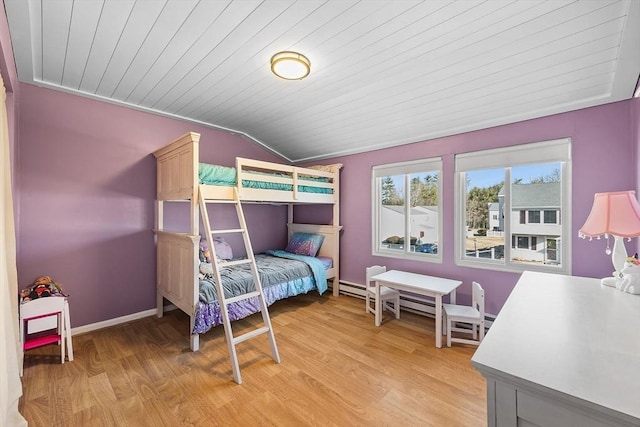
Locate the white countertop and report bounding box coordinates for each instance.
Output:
[472,271,640,421]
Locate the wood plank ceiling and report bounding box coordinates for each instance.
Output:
[5,0,640,162]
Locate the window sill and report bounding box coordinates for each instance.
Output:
[455,257,569,275]
[374,250,442,264]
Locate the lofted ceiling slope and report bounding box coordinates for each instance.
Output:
[5,0,640,163]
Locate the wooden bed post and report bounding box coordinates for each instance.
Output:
[190,135,200,351]
[155,199,164,318]
[190,325,200,351]
[190,135,200,236]
[332,165,341,297]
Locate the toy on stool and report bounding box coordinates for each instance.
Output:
[601,254,640,295]
[19,276,66,303]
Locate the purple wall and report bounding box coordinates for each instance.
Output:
[17,84,288,328]
[311,100,637,315]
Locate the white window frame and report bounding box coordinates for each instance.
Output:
[372,157,443,263]
[454,138,572,274]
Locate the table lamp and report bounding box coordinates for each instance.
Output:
[579,190,640,293]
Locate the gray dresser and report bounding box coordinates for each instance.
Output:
[472,271,640,427]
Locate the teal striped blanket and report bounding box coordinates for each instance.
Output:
[265,250,328,295]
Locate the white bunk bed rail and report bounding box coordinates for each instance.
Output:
[153,132,340,204]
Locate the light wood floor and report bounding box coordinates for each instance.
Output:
[19,293,487,426]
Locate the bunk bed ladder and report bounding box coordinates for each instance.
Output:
[198,185,280,384]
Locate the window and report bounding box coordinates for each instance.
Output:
[544,210,557,224]
[372,157,442,262]
[455,139,571,274]
[546,238,558,262]
[517,236,529,249]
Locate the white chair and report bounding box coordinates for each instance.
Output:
[442,281,485,347]
[365,265,400,321]
[19,296,73,376]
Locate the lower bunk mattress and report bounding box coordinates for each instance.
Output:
[193,251,331,334]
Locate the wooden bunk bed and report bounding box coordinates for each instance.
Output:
[152,132,342,359]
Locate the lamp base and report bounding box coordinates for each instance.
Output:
[600,276,640,295]
[599,236,640,294]
[610,236,628,277]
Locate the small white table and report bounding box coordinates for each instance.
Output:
[370,270,462,348]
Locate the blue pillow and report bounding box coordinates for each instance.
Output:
[285,233,324,257]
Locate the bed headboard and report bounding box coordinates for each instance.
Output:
[287,223,341,260]
[152,132,200,201]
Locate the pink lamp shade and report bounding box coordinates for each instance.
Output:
[579,190,640,238]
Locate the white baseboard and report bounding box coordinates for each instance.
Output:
[70,304,177,336]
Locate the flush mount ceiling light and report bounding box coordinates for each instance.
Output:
[270,51,310,80]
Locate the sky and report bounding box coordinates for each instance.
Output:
[387,162,561,193]
[467,162,561,189]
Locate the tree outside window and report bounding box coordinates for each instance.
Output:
[373,158,442,262]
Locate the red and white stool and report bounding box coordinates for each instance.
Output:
[19,296,73,376]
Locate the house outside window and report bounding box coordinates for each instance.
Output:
[454,139,571,274]
[372,157,442,262]
[488,203,501,231]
